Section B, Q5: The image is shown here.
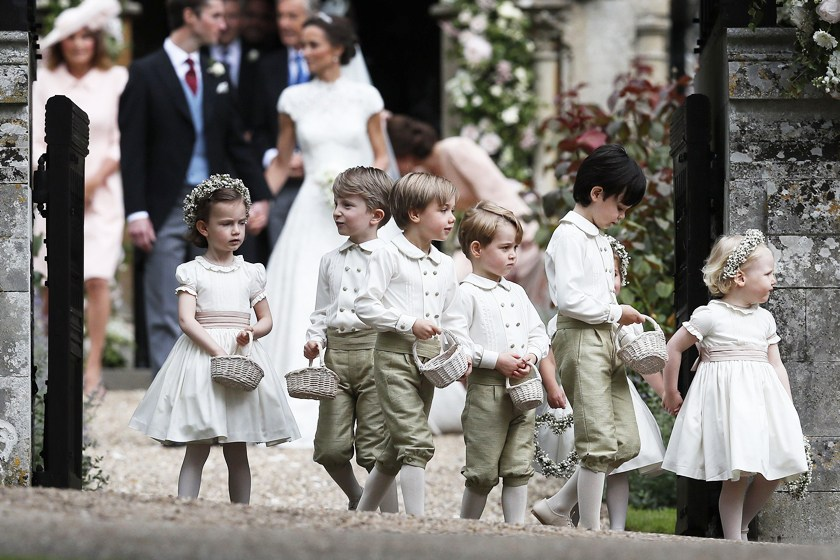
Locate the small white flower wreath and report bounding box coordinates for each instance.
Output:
[183,174,251,228]
[605,234,630,286]
[722,229,765,280]
[533,411,579,479]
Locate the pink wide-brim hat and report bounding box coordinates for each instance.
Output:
[40,0,121,49]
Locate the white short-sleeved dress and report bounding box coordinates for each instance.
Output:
[661,299,807,482]
[129,256,300,446]
[537,320,665,475]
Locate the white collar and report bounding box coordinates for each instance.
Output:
[338,238,383,254]
[164,37,199,69]
[560,210,600,237]
[461,273,511,291]
[391,234,442,264]
[711,299,758,315]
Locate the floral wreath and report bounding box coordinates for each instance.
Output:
[721,229,765,279]
[533,411,579,479]
[183,174,251,228]
[785,436,815,500]
[605,234,630,286]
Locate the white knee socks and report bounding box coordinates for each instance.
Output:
[501,485,528,524]
[356,466,395,512]
[460,487,488,520]
[605,472,629,531]
[222,443,251,504]
[379,478,399,514]
[719,477,750,540]
[325,462,363,508]
[400,464,426,516]
[546,466,580,516]
[177,444,211,499]
[741,475,780,535]
[577,467,606,530]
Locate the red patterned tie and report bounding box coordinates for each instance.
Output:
[185,58,198,94]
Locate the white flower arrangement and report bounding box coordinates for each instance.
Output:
[442,0,539,183]
[605,234,630,286]
[784,436,815,500]
[721,229,765,280]
[183,174,251,228]
[247,48,260,63]
[207,60,226,77]
[533,411,579,479]
[774,0,840,95]
[318,169,339,205]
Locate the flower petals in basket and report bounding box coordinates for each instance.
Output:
[285,350,340,400]
[412,329,469,388]
[616,315,668,376]
[210,332,264,391]
[506,362,544,412]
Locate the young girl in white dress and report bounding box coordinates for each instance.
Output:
[661,229,807,540]
[129,175,300,504]
[532,236,666,531]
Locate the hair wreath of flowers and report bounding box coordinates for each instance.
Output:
[605,234,630,286]
[721,229,766,280]
[183,174,251,228]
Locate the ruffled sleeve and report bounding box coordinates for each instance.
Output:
[361,84,384,117]
[175,262,197,296]
[683,305,713,341]
[765,309,781,345]
[247,262,267,307]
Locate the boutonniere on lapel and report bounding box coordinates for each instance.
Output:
[247,49,260,63]
[216,81,230,94]
[207,60,226,77]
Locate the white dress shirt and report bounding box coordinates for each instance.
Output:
[305,238,384,347]
[544,210,621,325]
[355,234,470,345]
[459,274,549,370]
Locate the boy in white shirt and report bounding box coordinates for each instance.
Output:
[456,202,550,524]
[303,167,397,512]
[532,144,646,531]
[354,172,471,516]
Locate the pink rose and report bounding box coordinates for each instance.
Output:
[818,0,840,24]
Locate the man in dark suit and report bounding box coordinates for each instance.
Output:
[249,0,312,254]
[120,0,271,372]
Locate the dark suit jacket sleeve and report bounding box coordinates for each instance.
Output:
[250,50,287,163]
[119,62,150,216]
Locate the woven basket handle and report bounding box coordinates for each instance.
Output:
[308,345,326,368]
[241,330,254,358]
[505,361,539,390]
[614,314,658,351]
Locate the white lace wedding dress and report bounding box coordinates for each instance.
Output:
[263,76,398,447]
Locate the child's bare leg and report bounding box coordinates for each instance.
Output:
[325,462,363,509]
[605,471,630,531]
[222,442,251,504]
[740,474,780,538]
[400,464,425,516]
[501,484,528,524]
[577,467,606,530]
[460,486,488,520]
[178,443,211,499]
[719,477,750,540]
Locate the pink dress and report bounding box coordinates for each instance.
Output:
[32,65,128,282]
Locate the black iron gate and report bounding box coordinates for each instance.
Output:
[31,95,88,489]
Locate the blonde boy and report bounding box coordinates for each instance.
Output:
[533,144,646,531]
[354,172,471,516]
[304,166,397,512]
[457,202,549,524]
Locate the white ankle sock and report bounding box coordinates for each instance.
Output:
[357,466,395,512]
[325,462,363,505]
[546,466,580,516]
[577,467,606,530]
[501,484,528,524]
[460,487,488,520]
[379,478,399,513]
[400,465,425,517]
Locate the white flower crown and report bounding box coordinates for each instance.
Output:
[605,234,630,286]
[721,229,765,280]
[183,174,252,228]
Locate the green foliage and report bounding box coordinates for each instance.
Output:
[625,507,676,534]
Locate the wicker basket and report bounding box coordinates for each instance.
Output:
[210,332,264,391]
[413,329,469,388]
[616,315,668,376]
[506,362,544,411]
[285,350,340,400]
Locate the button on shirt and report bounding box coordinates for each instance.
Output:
[355,234,470,345]
[544,210,621,325]
[459,274,549,369]
[306,238,384,346]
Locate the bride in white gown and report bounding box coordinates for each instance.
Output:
[263,15,394,446]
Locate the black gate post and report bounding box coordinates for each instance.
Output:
[32,95,89,489]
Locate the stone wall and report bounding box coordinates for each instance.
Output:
[722,27,840,544]
[0,30,31,486]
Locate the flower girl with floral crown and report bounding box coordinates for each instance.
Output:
[130,175,299,504]
[661,230,808,540]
